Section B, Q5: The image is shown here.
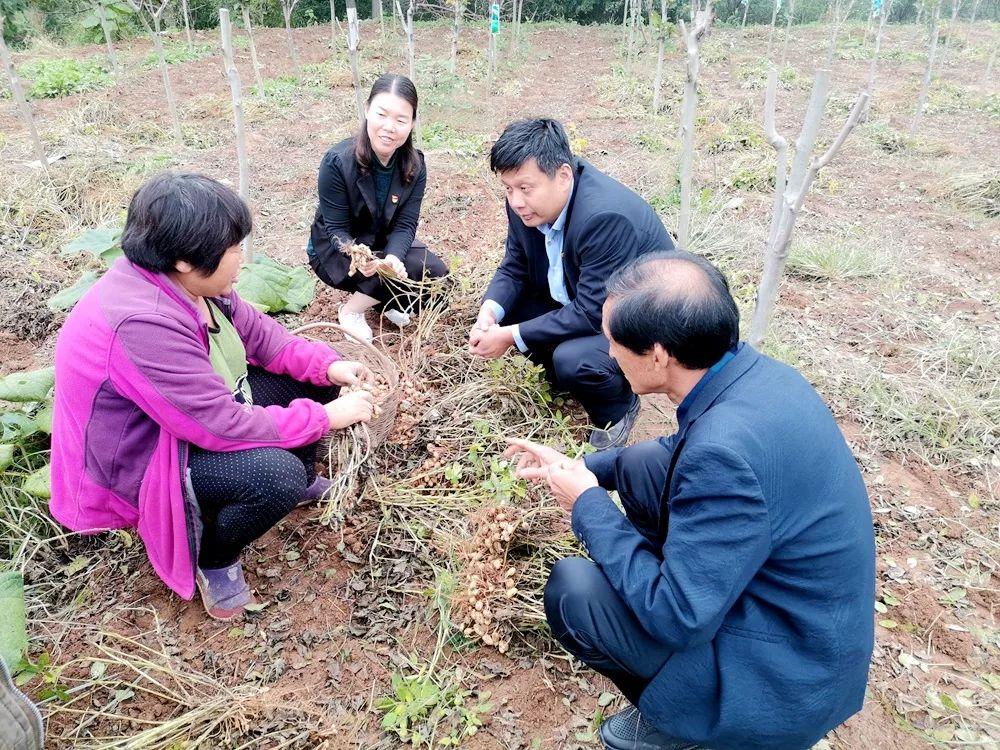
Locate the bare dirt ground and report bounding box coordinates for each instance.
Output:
[1,13,998,750]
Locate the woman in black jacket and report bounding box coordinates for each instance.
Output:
[307,73,448,342]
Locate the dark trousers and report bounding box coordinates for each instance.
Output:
[311,239,449,313]
[189,368,336,569]
[505,293,634,428]
[543,441,674,706]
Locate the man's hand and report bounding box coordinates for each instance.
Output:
[469,324,514,359]
[504,438,568,474]
[505,439,598,511]
[327,360,373,388]
[324,390,374,429]
[468,305,497,349]
[545,460,599,511]
[379,255,407,278]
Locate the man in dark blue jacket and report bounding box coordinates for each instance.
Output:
[469,118,674,448]
[508,251,875,750]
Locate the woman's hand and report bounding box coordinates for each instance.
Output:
[379,255,407,278]
[324,390,374,429]
[358,259,381,277]
[327,360,373,388]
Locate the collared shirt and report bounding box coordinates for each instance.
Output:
[485,180,574,353]
[676,347,738,425]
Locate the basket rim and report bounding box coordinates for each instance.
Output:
[291,321,400,388]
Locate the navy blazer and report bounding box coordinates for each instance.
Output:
[576,344,875,750]
[483,158,673,350]
[309,137,426,287]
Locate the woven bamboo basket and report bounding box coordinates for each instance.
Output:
[291,322,401,447]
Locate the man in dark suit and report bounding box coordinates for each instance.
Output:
[469,119,674,448]
[507,251,875,750]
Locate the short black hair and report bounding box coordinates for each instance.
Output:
[605,250,739,369]
[121,172,252,275]
[490,118,573,177]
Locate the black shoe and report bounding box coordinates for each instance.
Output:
[0,657,44,750]
[599,706,702,750]
[590,395,641,450]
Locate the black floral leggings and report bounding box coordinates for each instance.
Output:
[189,367,336,569]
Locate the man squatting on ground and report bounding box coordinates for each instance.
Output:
[508,251,876,750]
[469,119,675,448]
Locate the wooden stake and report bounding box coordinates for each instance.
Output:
[450,0,462,74]
[0,16,50,175]
[677,1,712,248]
[96,3,122,83]
[750,70,869,347]
[910,0,941,136]
[219,8,252,261]
[241,5,266,101]
[346,0,364,124]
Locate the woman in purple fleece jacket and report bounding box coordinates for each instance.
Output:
[51,172,376,621]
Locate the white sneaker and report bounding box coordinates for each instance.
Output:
[383,308,411,327]
[338,309,373,343]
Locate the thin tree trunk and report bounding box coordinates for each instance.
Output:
[282,2,301,68]
[219,8,252,261]
[652,0,667,112]
[330,0,342,48]
[450,0,461,74]
[751,69,868,346]
[916,1,924,25]
[938,0,961,67]
[180,0,193,50]
[622,0,630,47]
[861,0,892,118]
[779,0,795,67]
[96,3,122,83]
[767,0,780,57]
[346,0,364,122]
[825,0,857,67]
[0,15,49,175]
[242,5,266,101]
[742,0,750,28]
[910,0,941,136]
[862,5,874,47]
[151,11,183,142]
[677,5,712,248]
[406,0,415,81]
[373,0,383,25]
[968,0,980,23]
[981,42,996,85]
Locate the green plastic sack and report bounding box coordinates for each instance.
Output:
[0,572,28,670]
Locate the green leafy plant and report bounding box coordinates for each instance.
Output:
[377,670,492,748]
[49,227,123,312]
[18,57,110,99]
[421,122,486,158]
[79,0,134,39]
[14,652,69,702]
[234,255,317,313]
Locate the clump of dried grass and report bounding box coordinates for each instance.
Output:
[947,171,1000,217]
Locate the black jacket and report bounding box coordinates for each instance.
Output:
[483,158,674,350]
[309,137,426,286]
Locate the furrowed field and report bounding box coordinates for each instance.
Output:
[0,4,998,748]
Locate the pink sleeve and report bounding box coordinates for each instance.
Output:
[109,312,330,451]
[228,291,341,386]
